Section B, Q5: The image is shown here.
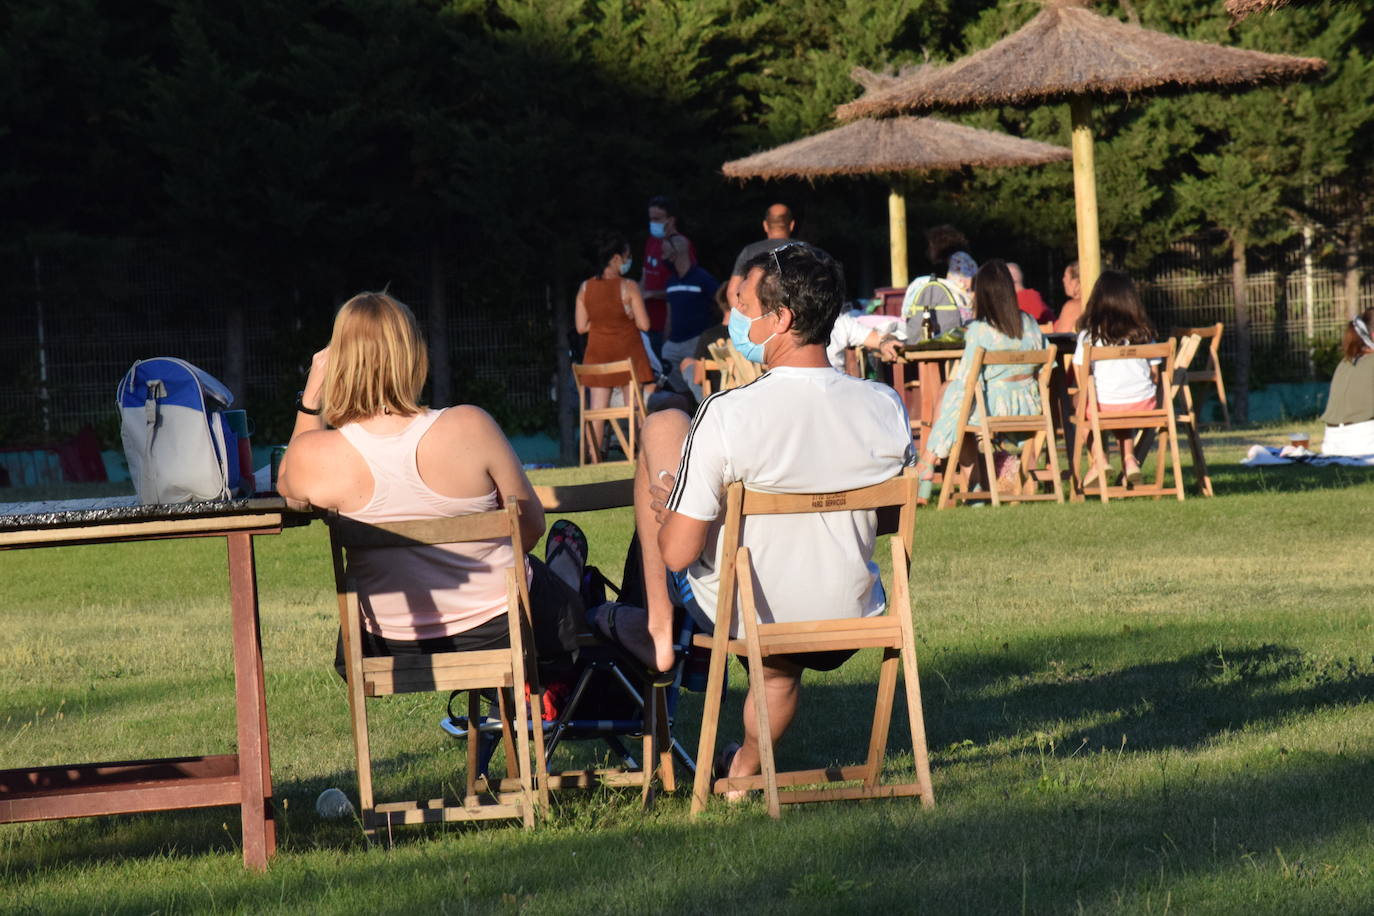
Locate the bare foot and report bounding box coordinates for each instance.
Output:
[589,602,672,676]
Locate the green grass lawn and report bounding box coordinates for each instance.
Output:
[3,425,1373,914]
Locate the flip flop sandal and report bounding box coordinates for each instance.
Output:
[545,519,588,571]
[587,601,675,688]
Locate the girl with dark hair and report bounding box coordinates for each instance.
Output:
[575,232,655,455]
[1070,270,1159,485]
[1319,307,1374,456]
[915,260,1047,494]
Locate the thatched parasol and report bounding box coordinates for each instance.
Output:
[1225,0,1300,21]
[723,116,1071,285]
[835,0,1325,296]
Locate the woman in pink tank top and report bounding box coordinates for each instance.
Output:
[278,292,579,665]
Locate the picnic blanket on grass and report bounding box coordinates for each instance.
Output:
[1241,445,1374,467]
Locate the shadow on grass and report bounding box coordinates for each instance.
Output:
[919,637,1374,759]
[8,749,1373,913]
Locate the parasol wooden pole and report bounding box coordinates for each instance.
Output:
[1069,97,1101,300]
[888,186,909,288]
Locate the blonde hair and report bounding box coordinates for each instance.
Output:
[321,292,428,427]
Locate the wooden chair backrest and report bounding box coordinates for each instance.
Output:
[1169,323,1223,380]
[708,340,763,389]
[727,471,918,558]
[1080,339,1176,401]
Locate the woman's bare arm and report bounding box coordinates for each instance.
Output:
[574,281,590,334]
[625,280,651,332]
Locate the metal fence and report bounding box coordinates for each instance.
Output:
[0,243,556,447]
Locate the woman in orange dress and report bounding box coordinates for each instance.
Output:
[575,233,655,454]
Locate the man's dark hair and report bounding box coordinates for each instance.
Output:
[925,224,969,270]
[594,231,629,269]
[742,242,844,346]
[648,195,677,218]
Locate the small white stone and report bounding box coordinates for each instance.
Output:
[315,787,355,819]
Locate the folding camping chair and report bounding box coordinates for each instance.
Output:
[442,478,696,807]
[572,360,646,466]
[690,470,934,818]
[327,498,546,838]
[1070,340,1186,503]
[936,346,1064,508]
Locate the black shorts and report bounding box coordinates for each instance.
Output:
[334,556,582,677]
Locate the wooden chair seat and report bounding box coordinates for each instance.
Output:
[691,472,934,818]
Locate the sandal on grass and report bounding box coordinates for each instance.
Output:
[586,601,674,688]
[544,519,588,591]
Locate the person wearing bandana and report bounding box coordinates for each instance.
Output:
[1320,307,1374,457]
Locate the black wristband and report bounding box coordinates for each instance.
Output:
[295,391,321,416]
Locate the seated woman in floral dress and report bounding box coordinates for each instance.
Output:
[915,260,1047,495]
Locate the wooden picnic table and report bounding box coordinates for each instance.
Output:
[0,495,310,870]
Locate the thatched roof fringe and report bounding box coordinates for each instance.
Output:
[721,116,1071,181]
[835,4,1325,121]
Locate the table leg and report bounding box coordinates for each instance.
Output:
[227,531,276,870]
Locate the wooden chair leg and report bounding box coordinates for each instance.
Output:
[976,428,1000,507]
[466,691,481,804]
[1214,375,1231,428]
[655,687,676,793]
[863,649,900,789]
[690,638,729,816]
[1166,422,1186,502]
[737,550,780,819]
[890,539,933,808]
[640,684,655,810]
[1186,423,1213,497]
[496,689,519,784]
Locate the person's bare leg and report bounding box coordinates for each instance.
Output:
[633,408,691,673]
[588,386,611,454]
[727,657,804,796]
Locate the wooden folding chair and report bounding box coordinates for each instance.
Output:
[707,340,764,389]
[1170,322,1229,429]
[1070,340,1185,503]
[1168,334,1214,498]
[690,470,934,818]
[936,346,1064,508]
[697,356,723,397]
[572,360,646,466]
[327,498,546,838]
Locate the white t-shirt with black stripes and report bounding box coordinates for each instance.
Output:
[666,365,915,634]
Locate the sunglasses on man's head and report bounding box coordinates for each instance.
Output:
[768,240,808,276]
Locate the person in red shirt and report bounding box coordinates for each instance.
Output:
[1007,262,1052,324]
[642,195,696,357]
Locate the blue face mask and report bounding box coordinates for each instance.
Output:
[728,308,775,363]
[618,256,633,276]
[648,221,666,239]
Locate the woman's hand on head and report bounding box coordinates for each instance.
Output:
[304,347,330,406]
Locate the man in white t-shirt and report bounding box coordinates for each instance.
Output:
[620,243,914,789]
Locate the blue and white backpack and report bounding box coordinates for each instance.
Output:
[117,358,236,504]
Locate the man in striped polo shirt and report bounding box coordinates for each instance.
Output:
[629,242,915,790]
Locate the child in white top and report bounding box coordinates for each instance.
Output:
[1071,271,1161,486]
